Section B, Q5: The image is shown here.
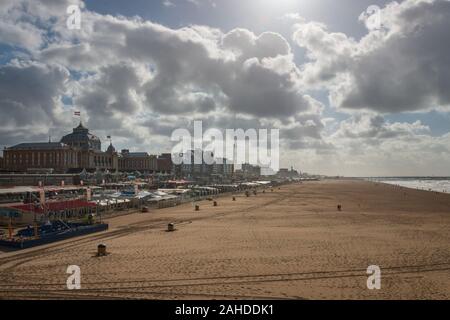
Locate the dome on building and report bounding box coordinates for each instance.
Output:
[60,122,101,151]
[106,143,116,154]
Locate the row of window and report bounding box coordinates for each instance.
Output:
[119,159,157,169]
[179,163,234,173]
[4,151,120,169]
[5,151,78,167]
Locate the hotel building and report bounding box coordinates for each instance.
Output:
[3,122,118,173]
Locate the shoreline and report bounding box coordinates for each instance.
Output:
[366,179,450,194]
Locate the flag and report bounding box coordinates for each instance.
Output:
[74,111,81,116]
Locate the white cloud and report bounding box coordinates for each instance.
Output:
[293,0,450,114]
[0,1,324,159]
[1,0,450,176]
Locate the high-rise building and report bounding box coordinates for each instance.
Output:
[173,150,234,179]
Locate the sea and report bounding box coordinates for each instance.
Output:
[367,177,450,194]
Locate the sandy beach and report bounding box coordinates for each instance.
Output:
[0,179,449,300]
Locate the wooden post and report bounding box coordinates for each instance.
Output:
[34,222,39,238]
[8,216,13,240]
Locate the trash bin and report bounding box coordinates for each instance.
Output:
[168,223,175,232]
[97,244,107,256]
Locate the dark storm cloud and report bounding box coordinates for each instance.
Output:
[0,61,69,126]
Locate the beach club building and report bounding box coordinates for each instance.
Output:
[0,185,99,224]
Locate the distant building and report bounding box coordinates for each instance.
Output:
[118,149,157,173]
[277,167,300,179]
[157,153,173,174]
[212,158,234,176]
[3,122,119,173]
[0,156,3,170]
[173,150,233,180]
[240,163,261,177]
[174,150,207,178]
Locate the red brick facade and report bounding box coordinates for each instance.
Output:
[118,150,157,173]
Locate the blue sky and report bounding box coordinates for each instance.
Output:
[85,0,381,36]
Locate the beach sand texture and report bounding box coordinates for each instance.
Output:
[0,180,449,300]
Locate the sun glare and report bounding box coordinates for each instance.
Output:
[259,0,298,10]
